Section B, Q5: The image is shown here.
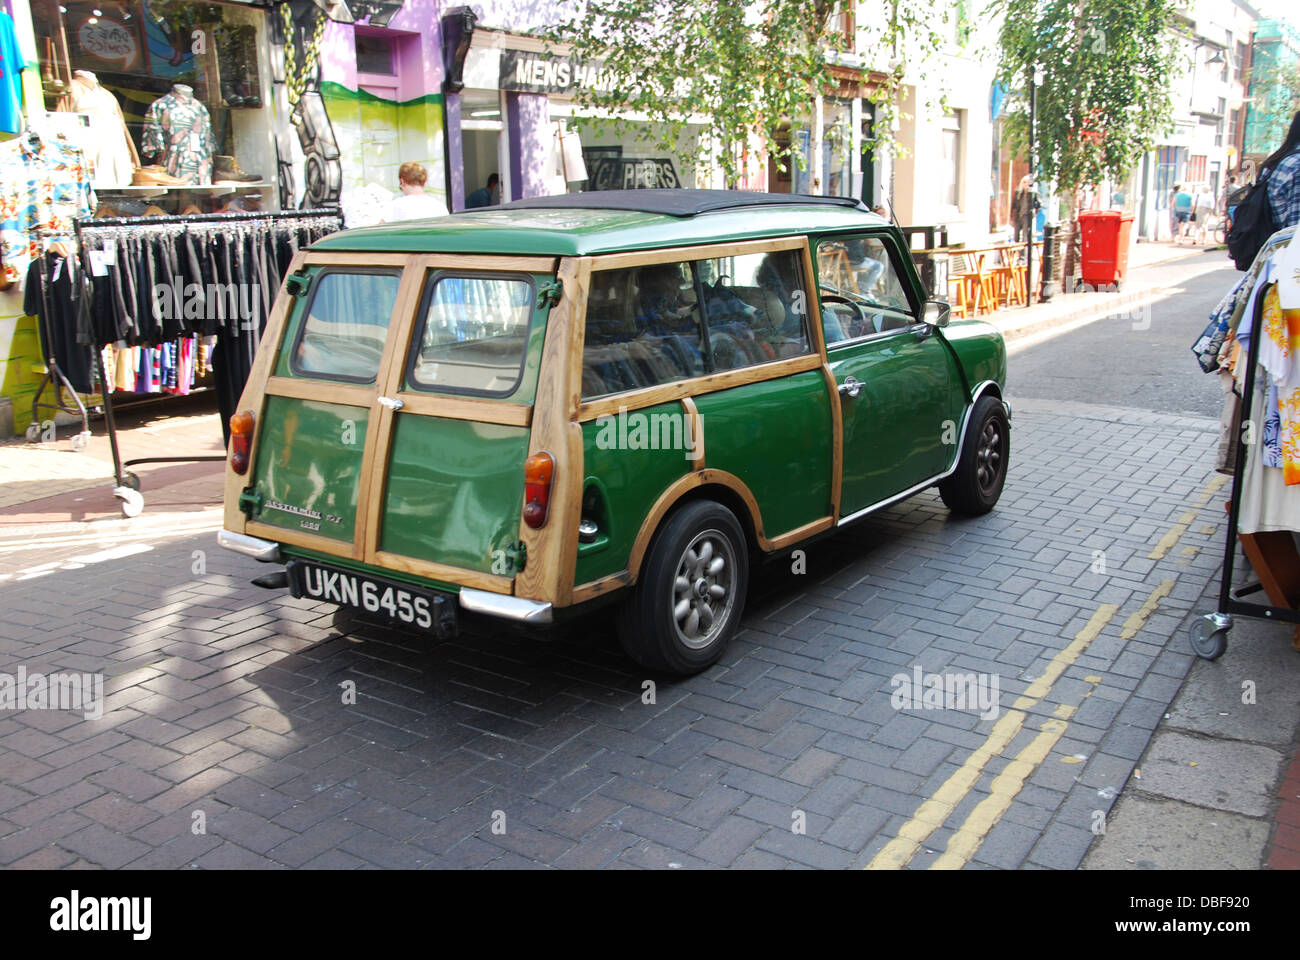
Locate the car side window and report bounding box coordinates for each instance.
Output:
[818,236,915,345]
[580,249,814,400]
[581,261,706,400]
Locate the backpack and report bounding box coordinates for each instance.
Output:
[1226,168,1277,270]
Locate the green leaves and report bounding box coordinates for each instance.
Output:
[547,1,946,188]
[991,0,1178,197]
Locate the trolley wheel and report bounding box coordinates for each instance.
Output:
[70,431,90,452]
[25,423,41,443]
[114,486,144,518]
[122,471,141,491]
[1189,617,1229,660]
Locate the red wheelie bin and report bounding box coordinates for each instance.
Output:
[1077,210,1134,292]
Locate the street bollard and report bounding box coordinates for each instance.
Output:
[1041,223,1058,301]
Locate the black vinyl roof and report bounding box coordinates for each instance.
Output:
[494,189,868,219]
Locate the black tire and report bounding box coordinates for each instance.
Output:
[939,394,1009,515]
[617,500,749,675]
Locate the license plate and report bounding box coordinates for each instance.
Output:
[285,559,456,638]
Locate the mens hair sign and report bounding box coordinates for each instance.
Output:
[500,49,613,95]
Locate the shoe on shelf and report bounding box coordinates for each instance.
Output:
[213,155,261,184]
[132,165,190,187]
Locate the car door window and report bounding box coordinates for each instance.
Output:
[818,236,916,345]
[696,249,812,371]
[408,274,535,396]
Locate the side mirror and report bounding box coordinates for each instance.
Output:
[923,299,950,328]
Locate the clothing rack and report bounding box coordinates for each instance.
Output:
[78,207,341,229]
[1196,278,1300,658]
[69,207,343,516]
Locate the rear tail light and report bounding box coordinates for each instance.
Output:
[230,410,256,475]
[522,452,554,529]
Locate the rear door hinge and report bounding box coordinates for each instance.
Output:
[285,271,310,297]
[536,278,563,309]
[238,488,264,518]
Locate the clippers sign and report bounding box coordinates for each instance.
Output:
[500,50,613,95]
[590,157,680,190]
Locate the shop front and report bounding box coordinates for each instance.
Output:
[447,21,713,211]
[0,0,348,437]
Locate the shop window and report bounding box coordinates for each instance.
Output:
[940,111,963,210]
[27,0,272,211]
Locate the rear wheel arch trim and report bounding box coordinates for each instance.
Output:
[626,471,765,588]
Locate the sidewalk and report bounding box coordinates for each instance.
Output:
[982,239,1223,350]
[0,392,225,539]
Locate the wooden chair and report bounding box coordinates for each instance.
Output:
[989,246,1026,308]
[817,244,858,293]
[948,253,983,316]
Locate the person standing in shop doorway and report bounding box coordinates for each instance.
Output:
[466,172,500,208]
[381,162,448,222]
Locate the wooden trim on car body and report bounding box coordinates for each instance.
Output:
[513,257,592,607]
[222,251,307,535]
[569,469,834,605]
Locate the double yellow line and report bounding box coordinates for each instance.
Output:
[866,475,1224,870]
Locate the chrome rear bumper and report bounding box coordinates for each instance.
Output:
[217,530,282,562]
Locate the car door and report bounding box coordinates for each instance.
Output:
[817,231,963,519]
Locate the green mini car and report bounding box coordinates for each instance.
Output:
[219,190,1009,675]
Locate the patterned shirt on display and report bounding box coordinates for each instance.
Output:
[141,89,213,185]
[0,135,96,284]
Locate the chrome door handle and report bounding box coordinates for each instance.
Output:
[377,396,404,411]
[838,376,863,399]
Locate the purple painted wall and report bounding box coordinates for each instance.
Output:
[506,91,551,201]
[320,1,444,103]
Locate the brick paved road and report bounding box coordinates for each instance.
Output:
[0,397,1226,869]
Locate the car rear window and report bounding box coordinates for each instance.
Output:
[408,274,534,396]
[292,270,401,382]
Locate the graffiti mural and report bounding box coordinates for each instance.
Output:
[270,0,407,210]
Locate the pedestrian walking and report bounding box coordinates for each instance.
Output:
[1263,111,1300,230]
[380,162,448,223]
[1171,184,1193,243]
[1194,184,1216,244]
[1013,175,1034,242]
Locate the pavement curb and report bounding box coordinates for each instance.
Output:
[0,507,223,542]
[996,284,1176,349]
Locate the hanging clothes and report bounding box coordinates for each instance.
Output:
[23,253,94,394]
[0,133,95,284]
